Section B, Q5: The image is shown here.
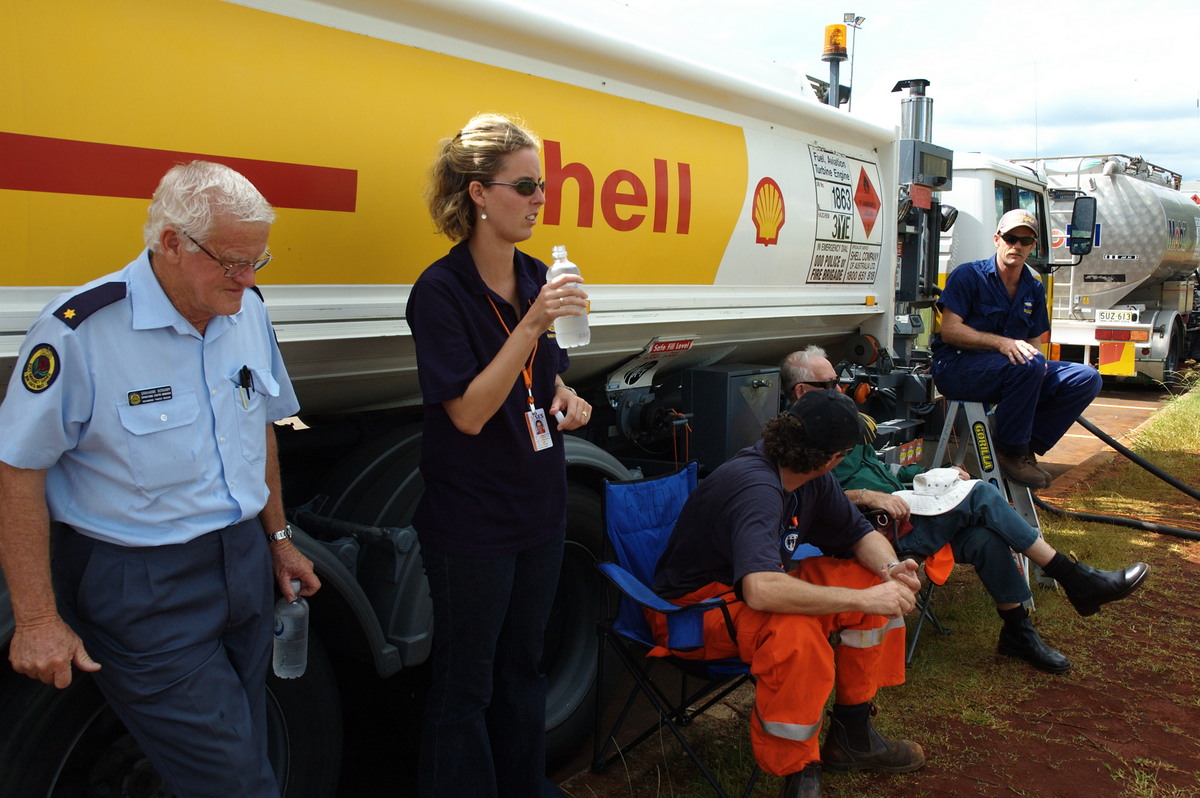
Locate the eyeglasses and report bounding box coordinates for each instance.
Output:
[1000,233,1037,247]
[832,446,855,458]
[483,180,546,196]
[186,233,273,279]
[800,379,840,390]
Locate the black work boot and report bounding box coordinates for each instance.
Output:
[996,606,1071,674]
[777,762,821,798]
[1043,553,1150,617]
[819,703,924,773]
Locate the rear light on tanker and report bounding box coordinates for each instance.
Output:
[1095,328,1149,342]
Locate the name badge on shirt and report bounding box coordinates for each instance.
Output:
[128,386,173,405]
[526,406,553,452]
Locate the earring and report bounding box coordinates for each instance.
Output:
[481,212,488,220]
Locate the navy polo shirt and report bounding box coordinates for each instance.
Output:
[931,256,1051,360]
[406,241,570,557]
[653,441,872,599]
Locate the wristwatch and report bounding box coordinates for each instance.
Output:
[267,524,294,542]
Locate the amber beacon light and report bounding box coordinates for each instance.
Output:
[822,25,848,61]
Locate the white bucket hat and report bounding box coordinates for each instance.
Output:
[893,468,977,516]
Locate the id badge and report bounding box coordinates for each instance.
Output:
[527,407,553,452]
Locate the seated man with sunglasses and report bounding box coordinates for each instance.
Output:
[782,346,1149,676]
[931,209,1102,488]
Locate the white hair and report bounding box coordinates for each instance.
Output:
[780,345,829,396]
[143,161,275,252]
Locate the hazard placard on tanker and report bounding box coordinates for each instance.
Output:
[807,146,882,284]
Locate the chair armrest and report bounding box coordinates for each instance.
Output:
[597,561,682,614]
[596,561,731,650]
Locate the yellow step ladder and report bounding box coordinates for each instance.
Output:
[930,400,1057,605]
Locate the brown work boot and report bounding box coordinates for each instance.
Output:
[820,703,925,773]
[1027,452,1053,482]
[997,452,1051,488]
[777,762,822,797]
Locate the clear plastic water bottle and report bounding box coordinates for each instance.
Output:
[273,579,308,679]
[548,245,590,348]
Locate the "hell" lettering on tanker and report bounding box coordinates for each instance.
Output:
[541,141,692,234]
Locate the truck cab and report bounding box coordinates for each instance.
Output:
[938,153,1053,283]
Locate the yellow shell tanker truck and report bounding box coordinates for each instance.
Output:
[0,0,949,792]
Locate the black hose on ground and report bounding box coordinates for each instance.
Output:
[1032,414,1200,541]
[1033,493,1200,541]
[1073,415,1200,503]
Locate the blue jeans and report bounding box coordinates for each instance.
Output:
[895,482,1039,605]
[933,351,1102,454]
[418,537,563,798]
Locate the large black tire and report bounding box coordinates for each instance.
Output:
[543,485,610,767]
[311,424,613,768]
[0,635,341,798]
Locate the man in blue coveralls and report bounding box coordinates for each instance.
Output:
[931,209,1103,488]
[0,161,319,797]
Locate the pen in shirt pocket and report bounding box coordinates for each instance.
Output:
[239,365,253,409]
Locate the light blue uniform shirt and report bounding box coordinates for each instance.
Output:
[0,251,299,546]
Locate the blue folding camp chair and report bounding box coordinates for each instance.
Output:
[592,462,760,798]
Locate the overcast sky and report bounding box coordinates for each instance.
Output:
[516,0,1200,181]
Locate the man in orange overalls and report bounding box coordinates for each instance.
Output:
[651,390,925,798]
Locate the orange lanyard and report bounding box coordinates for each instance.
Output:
[487,296,538,407]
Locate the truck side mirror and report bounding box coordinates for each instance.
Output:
[1069,196,1097,256]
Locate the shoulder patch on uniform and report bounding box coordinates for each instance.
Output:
[22,343,60,393]
[54,281,127,329]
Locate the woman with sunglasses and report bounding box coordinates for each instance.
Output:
[406,113,591,798]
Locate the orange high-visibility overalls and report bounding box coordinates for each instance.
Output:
[647,556,906,776]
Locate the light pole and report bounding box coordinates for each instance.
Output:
[843,13,865,111]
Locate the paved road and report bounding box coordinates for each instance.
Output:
[1038,383,1169,485]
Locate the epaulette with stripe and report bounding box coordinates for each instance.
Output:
[54,282,127,330]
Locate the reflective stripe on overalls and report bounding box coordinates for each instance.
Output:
[646,556,907,776]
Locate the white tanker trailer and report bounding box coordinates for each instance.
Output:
[1015,155,1200,383]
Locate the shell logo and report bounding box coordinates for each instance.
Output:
[752,177,785,246]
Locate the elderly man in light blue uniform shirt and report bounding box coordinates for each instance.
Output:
[0,161,319,798]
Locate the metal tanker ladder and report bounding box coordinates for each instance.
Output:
[931,400,1057,609]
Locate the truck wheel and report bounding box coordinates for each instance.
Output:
[314,425,618,768]
[0,636,341,798]
[265,636,343,797]
[1165,322,1184,387]
[544,484,612,767]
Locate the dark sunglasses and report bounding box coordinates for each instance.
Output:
[483,179,546,196]
[800,379,839,390]
[1000,233,1037,247]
